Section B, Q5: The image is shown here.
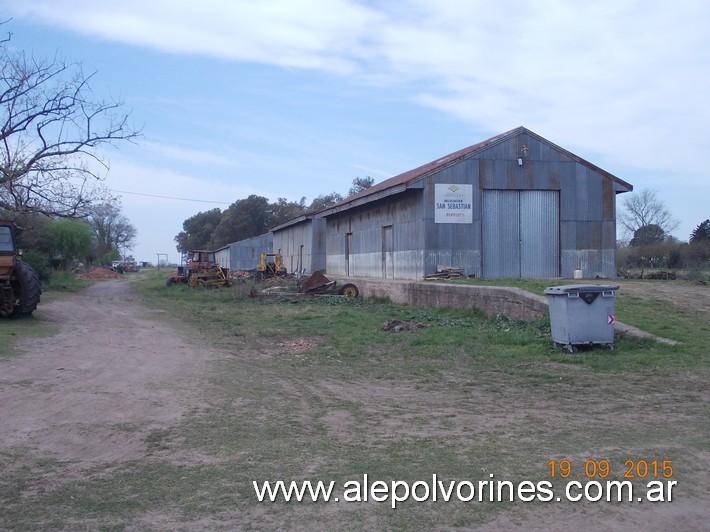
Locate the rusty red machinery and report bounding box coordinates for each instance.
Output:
[165,250,230,288]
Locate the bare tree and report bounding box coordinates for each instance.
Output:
[88,202,137,263]
[618,188,679,240]
[1,31,140,219]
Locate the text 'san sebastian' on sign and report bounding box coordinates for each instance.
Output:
[435,184,473,224]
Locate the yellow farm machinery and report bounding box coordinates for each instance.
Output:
[166,250,230,288]
[255,252,287,280]
[0,221,42,317]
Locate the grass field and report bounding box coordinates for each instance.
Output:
[1,270,707,529]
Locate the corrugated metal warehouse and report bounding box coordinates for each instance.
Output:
[215,232,273,272]
[271,214,326,276]
[319,126,633,280]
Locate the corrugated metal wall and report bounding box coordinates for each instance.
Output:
[520,190,559,277]
[482,190,559,278]
[215,247,231,270]
[326,190,425,279]
[324,130,622,280]
[273,217,326,275]
[482,190,521,277]
[225,233,273,271]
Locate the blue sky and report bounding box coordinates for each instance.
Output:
[2,0,708,263]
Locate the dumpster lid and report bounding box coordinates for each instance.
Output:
[544,284,619,295]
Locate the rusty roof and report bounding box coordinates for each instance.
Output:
[319,126,632,217]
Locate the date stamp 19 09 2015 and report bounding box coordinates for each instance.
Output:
[549,459,674,480]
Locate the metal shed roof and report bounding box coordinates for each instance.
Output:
[319,126,633,217]
[271,214,313,232]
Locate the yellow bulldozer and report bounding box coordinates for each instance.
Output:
[255,252,287,280]
[0,221,42,317]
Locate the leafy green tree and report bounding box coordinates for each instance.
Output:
[209,195,272,249]
[690,219,710,243]
[686,219,710,269]
[348,176,374,197]
[308,192,343,211]
[270,197,306,226]
[50,218,95,267]
[630,224,665,247]
[174,208,223,253]
[175,176,380,252]
[0,210,54,278]
[19,248,52,282]
[2,210,53,253]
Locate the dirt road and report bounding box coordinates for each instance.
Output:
[1,278,707,530]
[0,278,215,469]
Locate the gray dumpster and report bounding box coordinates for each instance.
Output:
[544,284,619,352]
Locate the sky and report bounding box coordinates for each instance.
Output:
[2,0,708,263]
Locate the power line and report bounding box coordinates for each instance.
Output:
[110,189,231,205]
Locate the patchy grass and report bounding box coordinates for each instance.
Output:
[1,269,707,529]
[42,270,94,293]
[451,277,708,367]
[134,271,705,373]
[0,271,91,357]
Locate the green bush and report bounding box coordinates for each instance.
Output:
[19,249,52,282]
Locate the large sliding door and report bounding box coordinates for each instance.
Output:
[482,190,559,278]
[482,191,520,277]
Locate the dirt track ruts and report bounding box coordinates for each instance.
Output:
[0,278,215,467]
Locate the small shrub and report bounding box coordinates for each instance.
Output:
[19,250,51,282]
[643,270,676,280]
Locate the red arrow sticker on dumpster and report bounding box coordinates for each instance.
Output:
[608,315,615,325]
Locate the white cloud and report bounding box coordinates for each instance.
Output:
[102,155,268,261]
[4,0,708,242]
[9,0,382,73]
[140,141,236,167]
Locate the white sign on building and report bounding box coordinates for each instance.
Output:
[435,184,473,223]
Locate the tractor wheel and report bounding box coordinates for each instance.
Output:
[339,283,359,297]
[11,261,42,316]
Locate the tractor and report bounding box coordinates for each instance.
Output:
[0,221,42,317]
[166,250,230,288]
[255,252,287,280]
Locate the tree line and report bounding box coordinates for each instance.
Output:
[174,177,373,253]
[177,185,708,277]
[617,189,708,275]
[3,204,137,280]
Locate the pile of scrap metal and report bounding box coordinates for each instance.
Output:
[250,271,359,298]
